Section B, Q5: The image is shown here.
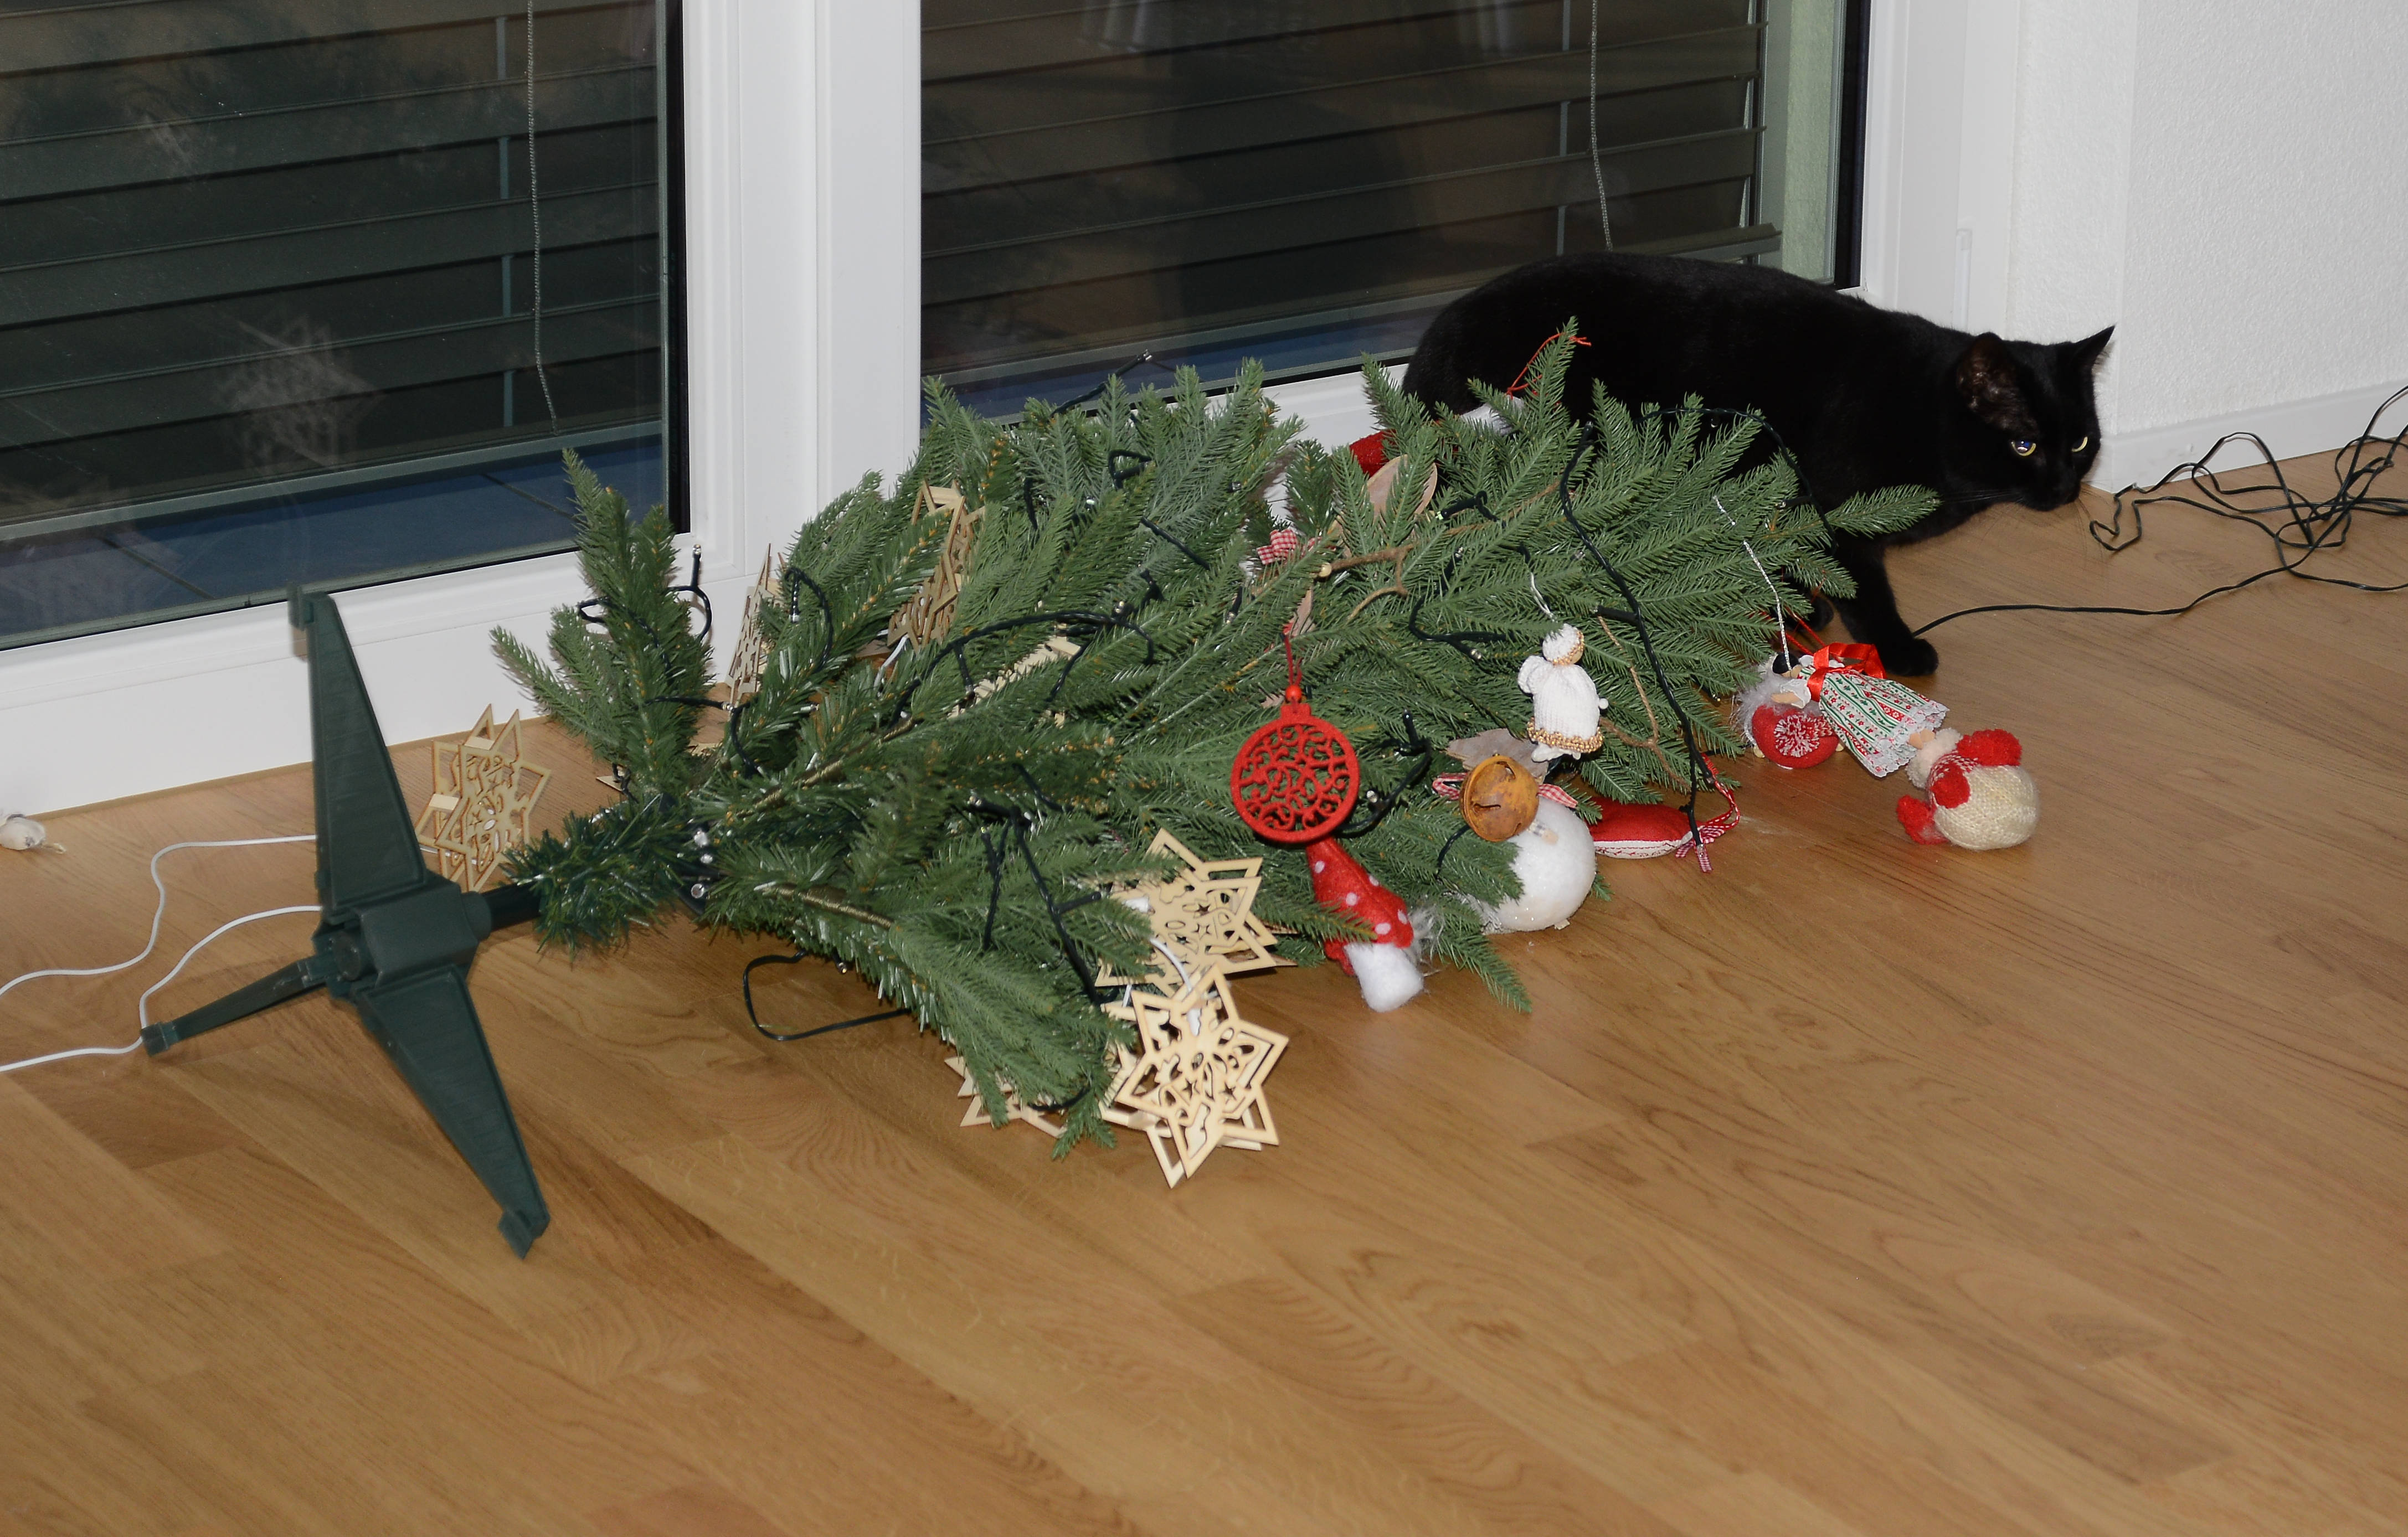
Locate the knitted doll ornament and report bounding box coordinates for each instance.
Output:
[1897,728,2039,850]
[1519,624,1604,762]
[1790,646,1945,777]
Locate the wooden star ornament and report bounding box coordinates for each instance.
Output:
[725,545,781,705]
[945,1055,1066,1140]
[414,706,551,892]
[1100,962,1288,1188]
[1094,832,1289,990]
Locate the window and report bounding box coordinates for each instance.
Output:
[923,0,1865,415]
[0,0,681,649]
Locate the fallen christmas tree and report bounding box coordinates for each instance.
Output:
[498,335,1931,1149]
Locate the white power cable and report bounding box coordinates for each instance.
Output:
[0,835,316,1074]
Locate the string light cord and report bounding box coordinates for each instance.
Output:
[1913,384,2408,636]
[0,835,317,1075]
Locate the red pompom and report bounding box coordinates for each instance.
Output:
[1896,795,1950,844]
[1930,761,1972,808]
[1348,432,1390,476]
[1953,728,2023,768]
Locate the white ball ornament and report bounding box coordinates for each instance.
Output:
[1472,798,1596,932]
[1,813,47,852]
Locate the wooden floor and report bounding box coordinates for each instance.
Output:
[4,455,2406,1537]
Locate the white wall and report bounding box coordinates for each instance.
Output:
[1876,0,2408,489]
[0,0,923,819]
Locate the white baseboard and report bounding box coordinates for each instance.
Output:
[1264,365,1395,450]
[0,553,594,818]
[2093,379,2408,492]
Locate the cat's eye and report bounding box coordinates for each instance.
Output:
[2008,439,2037,457]
[2072,435,2090,452]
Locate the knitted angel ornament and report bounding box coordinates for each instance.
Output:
[1519,624,1604,762]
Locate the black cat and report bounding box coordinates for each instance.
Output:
[1401,252,2111,676]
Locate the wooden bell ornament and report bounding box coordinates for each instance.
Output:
[1459,754,1539,842]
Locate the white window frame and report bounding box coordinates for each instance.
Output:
[3,0,1974,816]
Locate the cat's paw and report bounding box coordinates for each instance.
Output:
[1877,636,1939,677]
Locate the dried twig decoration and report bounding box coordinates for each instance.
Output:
[724,545,780,705]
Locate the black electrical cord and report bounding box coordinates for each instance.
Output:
[741,952,908,1041]
[1913,384,2408,636]
[1553,420,1717,853]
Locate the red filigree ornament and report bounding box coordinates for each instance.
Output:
[1229,658,1360,844]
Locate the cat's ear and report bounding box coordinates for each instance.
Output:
[1954,334,2028,429]
[2070,326,2114,370]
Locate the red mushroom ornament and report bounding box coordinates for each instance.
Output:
[1300,838,1424,1012]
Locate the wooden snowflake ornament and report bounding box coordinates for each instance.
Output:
[1094,832,1289,989]
[1101,963,1288,1187]
[953,828,1292,1183]
[414,706,551,892]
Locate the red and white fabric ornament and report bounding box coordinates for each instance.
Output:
[1752,704,1839,768]
[1897,728,2039,850]
[1584,776,1741,869]
[1731,657,1838,769]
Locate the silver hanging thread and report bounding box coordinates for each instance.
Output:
[525,0,560,434]
[1588,0,1614,251]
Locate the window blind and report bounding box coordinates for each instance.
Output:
[0,0,667,540]
[925,0,1777,405]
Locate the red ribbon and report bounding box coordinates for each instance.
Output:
[1795,642,1885,701]
[1505,332,1592,398]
